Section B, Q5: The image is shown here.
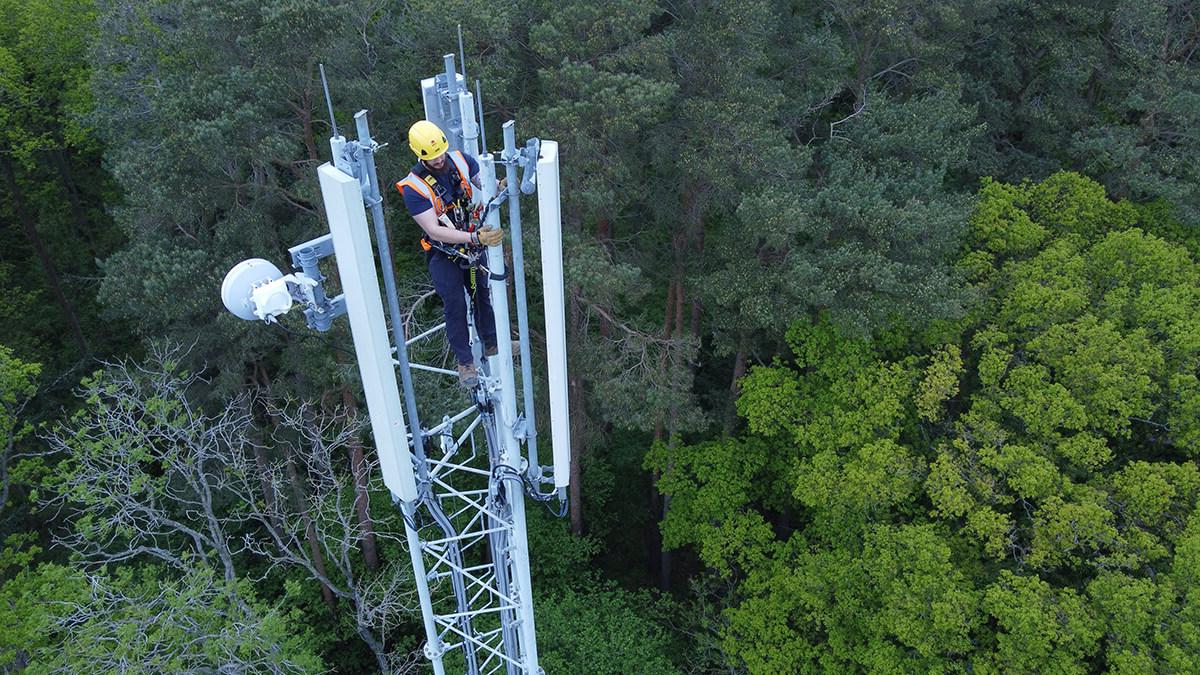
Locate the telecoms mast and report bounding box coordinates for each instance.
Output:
[221,57,569,674]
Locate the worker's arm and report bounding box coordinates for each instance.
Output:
[413,208,475,245]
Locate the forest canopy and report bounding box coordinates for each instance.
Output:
[2,0,1198,672]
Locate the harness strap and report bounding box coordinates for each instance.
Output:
[396,151,479,256]
[394,150,472,216]
[397,174,444,215]
[447,151,474,201]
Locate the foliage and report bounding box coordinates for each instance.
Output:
[0,552,323,673]
[962,0,1200,224]
[88,0,425,396]
[537,586,679,675]
[0,347,39,534]
[0,0,122,370]
[40,346,419,671]
[654,173,1200,672]
[5,1,1200,672]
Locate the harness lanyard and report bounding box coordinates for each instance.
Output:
[419,161,489,282]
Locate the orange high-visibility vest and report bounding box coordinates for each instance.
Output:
[394,150,473,217]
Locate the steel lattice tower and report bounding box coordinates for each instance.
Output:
[222,56,570,675]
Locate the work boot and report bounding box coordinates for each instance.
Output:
[457,363,479,388]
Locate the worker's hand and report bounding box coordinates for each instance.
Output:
[477,226,503,247]
[497,177,508,193]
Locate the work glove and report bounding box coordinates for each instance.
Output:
[476,226,503,247]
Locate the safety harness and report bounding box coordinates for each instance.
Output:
[395,151,484,264]
[396,151,493,292]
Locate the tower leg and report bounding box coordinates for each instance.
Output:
[402,502,447,675]
[483,418,523,675]
[478,152,541,673]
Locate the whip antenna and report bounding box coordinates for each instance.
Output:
[319,63,338,137]
[458,24,467,85]
[476,80,487,152]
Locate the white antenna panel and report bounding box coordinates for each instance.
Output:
[536,141,571,488]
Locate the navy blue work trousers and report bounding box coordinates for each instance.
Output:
[429,252,497,365]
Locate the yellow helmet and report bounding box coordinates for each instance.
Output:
[409,120,448,160]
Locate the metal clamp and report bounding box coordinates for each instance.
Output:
[423,641,446,660]
[286,234,347,331]
[511,415,529,441]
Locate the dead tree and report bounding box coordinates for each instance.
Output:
[42,346,419,672]
[46,563,319,673]
[230,396,418,674]
[43,343,247,583]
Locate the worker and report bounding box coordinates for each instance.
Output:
[395,120,503,388]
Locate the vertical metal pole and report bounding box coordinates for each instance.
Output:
[502,121,541,478]
[457,24,467,83]
[458,91,480,159]
[482,153,517,453]
[321,68,352,176]
[485,454,521,675]
[476,80,487,154]
[352,110,429,475]
[319,64,338,137]
[480,156,523,674]
[443,53,458,95]
[506,459,541,673]
[424,500,481,673]
[403,503,447,675]
[488,143,541,673]
[354,111,482,673]
[290,247,331,312]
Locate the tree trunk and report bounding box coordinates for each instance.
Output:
[726,348,748,434]
[674,281,686,336]
[659,488,672,591]
[247,370,285,533]
[595,218,612,247]
[567,288,586,535]
[258,367,336,610]
[357,625,392,675]
[253,443,282,525]
[661,275,690,592]
[650,277,676,445]
[689,227,704,337]
[1,425,14,523]
[342,387,380,572]
[596,218,613,340]
[568,369,585,535]
[1,154,88,355]
[650,277,677,587]
[283,440,337,610]
[46,148,101,258]
[299,75,321,165]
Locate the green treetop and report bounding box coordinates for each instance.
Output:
[651,173,1200,673]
